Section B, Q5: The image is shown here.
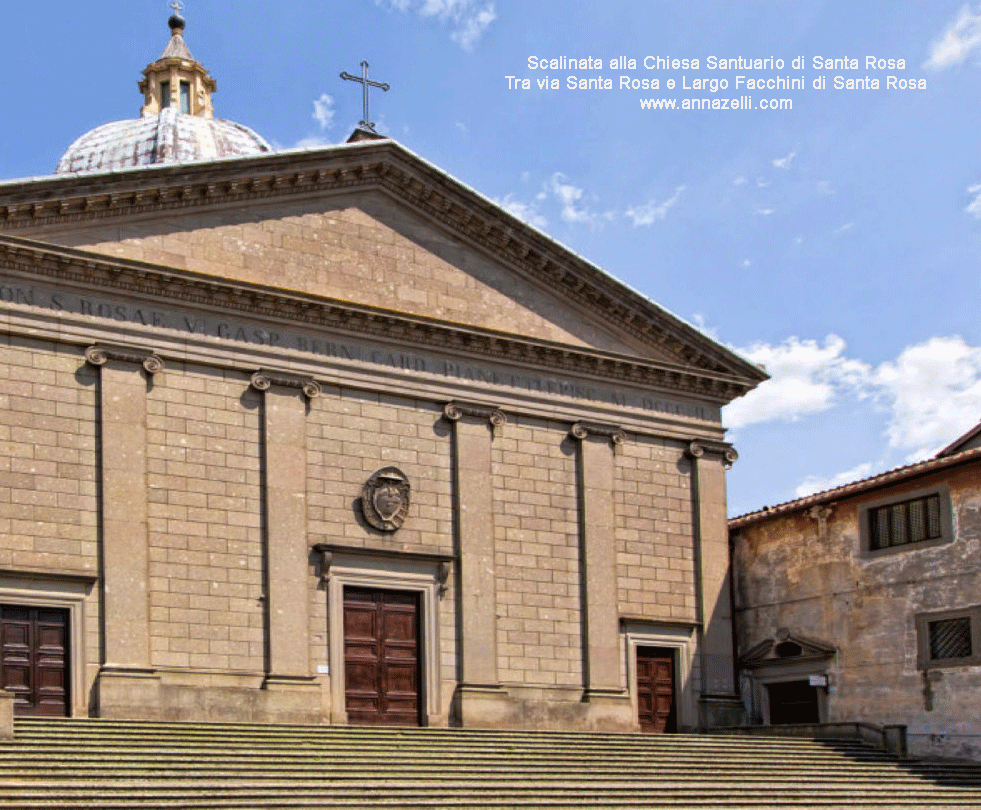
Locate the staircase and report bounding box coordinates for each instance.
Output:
[2,718,981,808]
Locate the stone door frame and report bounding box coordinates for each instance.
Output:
[623,621,698,732]
[324,549,447,726]
[0,573,93,718]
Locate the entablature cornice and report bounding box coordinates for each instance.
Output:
[0,235,755,403]
[0,142,767,389]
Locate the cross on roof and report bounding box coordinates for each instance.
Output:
[340,61,390,133]
[170,1,185,15]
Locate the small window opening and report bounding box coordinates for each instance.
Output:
[775,641,803,658]
[179,81,191,113]
[160,81,171,108]
[929,617,972,661]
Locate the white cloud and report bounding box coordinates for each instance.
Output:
[292,135,333,149]
[312,93,335,131]
[725,334,981,461]
[755,208,775,217]
[377,0,496,50]
[541,172,613,226]
[723,335,871,430]
[966,181,981,217]
[733,176,747,186]
[795,461,878,498]
[741,258,752,268]
[454,121,468,134]
[495,194,547,229]
[625,185,685,227]
[924,4,981,70]
[872,336,981,460]
[772,150,797,170]
[833,222,854,235]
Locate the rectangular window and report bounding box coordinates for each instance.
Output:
[860,485,952,556]
[179,81,191,114]
[917,607,981,669]
[160,81,171,108]
[869,493,942,549]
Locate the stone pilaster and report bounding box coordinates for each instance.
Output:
[569,422,633,727]
[250,371,320,696]
[686,440,744,727]
[444,401,510,725]
[86,344,163,715]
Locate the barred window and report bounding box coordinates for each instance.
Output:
[869,493,942,550]
[917,607,981,668]
[861,487,951,556]
[929,618,972,661]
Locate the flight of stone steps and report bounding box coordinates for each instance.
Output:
[2,718,981,808]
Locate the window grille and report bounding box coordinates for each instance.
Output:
[179,81,191,114]
[929,617,973,661]
[160,81,171,108]
[869,493,942,550]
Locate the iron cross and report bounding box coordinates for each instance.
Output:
[340,61,390,132]
[170,1,185,15]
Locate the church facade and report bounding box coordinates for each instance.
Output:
[0,13,764,731]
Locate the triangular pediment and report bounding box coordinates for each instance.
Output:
[739,630,837,667]
[0,139,766,402]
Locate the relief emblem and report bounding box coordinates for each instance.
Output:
[361,467,410,532]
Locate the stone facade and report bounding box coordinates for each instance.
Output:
[0,134,765,731]
[730,432,981,759]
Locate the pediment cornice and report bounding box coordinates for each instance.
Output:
[0,142,766,392]
[0,235,754,403]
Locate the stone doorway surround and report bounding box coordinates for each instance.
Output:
[622,620,698,732]
[313,544,451,727]
[0,572,94,718]
[738,629,837,726]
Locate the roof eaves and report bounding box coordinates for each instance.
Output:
[729,445,981,529]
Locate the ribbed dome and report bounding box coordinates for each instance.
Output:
[54,9,272,175]
[56,107,272,174]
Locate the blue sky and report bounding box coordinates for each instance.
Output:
[2,1,980,516]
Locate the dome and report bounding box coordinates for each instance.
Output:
[55,9,271,175]
[56,107,272,174]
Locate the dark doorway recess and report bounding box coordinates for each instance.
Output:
[343,587,421,726]
[637,646,676,733]
[767,679,820,725]
[1,605,70,716]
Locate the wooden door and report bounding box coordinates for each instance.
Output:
[343,587,420,726]
[1,606,70,717]
[637,646,676,733]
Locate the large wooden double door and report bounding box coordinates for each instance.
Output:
[343,587,421,726]
[0,606,70,716]
[637,646,676,733]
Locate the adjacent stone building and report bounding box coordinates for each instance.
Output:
[730,422,981,759]
[0,12,766,731]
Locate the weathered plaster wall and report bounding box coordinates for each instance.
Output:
[733,464,981,760]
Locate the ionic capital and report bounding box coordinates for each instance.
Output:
[250,369,321,399]
[85,344,164,375]
[569,421,627,449]
[443,401,507,432]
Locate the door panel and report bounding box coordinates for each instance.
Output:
[1,606,70,717]
[343,587,420,726]
[637,646,676,733]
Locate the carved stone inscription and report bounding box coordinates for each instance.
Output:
[0,279,716,421]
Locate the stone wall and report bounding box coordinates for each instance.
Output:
[733,463,981,760]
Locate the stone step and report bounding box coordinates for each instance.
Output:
[5,719,980,809]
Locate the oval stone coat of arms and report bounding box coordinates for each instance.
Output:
[361,467,410,532]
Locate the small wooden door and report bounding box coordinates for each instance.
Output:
[767,680,820,725]
[343,587,421,726]
[1,606,70,717]
[637,646,676,733]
